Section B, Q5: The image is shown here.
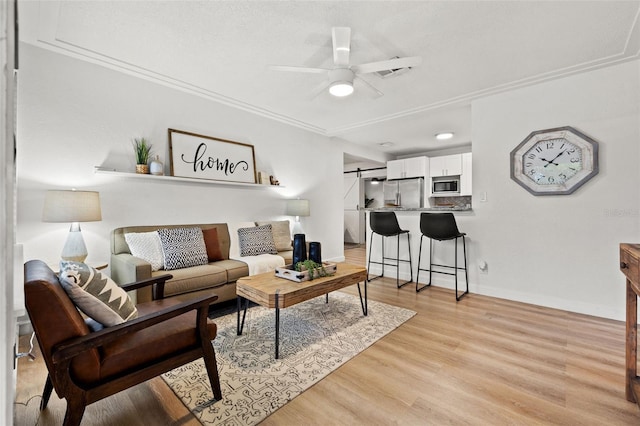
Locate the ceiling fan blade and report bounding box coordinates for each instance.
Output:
[310,81,331,100]
[268,65,328,74]
[355,75,384,98]
[352,56,422,74]
[332,27,351,66]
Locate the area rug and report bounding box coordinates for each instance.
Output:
[162,291,416,425]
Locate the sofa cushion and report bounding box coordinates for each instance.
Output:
[59,261,138,327]
[153,264,227,297]
[202,228,224,262]
[256,220,291,251]
[158,227,208,271]
[124,231,164,271]
[238,224,278,256]
[212,259,249,282]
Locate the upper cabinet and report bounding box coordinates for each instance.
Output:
[429,154,462,177]
[387,156,427,180]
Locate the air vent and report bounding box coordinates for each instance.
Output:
[374,56,412,78]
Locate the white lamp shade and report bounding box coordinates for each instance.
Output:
[286,199,310,217]
[43,190,102,262]
[42,190,102,223]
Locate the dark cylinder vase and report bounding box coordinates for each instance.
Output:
[308,242,322,264]
[292,234,307,267]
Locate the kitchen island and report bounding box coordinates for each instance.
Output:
[363,207,475,291]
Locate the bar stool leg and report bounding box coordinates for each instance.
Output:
[455,235,469,301]
[407,233,413,284]
[454,237,458,298]
[429,238,434,286]
[416,235,431,292]
[396,233,400,288]
[381,235,385,278]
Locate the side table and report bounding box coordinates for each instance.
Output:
[620,243,640,407]
[48,261,108,274]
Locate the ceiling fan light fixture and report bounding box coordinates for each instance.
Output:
[436,132,454,140]
[329,81,354,97]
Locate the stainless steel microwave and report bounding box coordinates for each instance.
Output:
[432,178,459,195]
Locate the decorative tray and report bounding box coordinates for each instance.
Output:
[274,262,337,283]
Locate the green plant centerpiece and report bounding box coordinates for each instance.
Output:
[132,137,153,165]
[294,259,333,280]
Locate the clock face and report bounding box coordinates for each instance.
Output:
[510,127,599,195]
[523,138,582,185]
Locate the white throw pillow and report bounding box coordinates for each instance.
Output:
[125,231,164,271]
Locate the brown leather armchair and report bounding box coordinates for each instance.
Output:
[23,259,222,426]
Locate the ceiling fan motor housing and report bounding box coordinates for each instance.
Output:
[328,68,355,84]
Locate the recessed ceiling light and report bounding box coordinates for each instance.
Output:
[379,142,394,147]
[436,132,454,140]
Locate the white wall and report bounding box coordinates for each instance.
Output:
[16,44,346,267]
[469,60,640,320]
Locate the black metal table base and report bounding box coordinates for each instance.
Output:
[236,281,368,359]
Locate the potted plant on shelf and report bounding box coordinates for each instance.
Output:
[132,137,152,174]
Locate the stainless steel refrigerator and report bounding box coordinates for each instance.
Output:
[383,178,424,208]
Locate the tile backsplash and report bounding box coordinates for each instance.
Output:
[430,196,472,209]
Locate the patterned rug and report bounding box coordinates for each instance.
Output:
[162,291,416,425]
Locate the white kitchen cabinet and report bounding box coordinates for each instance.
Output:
[387,156,426,179]
[460,152,473,196]
[386,160,405,180]
[429,154,462,177]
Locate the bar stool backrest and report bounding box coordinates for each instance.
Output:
[371,211,404,236]
[420,213,462,241]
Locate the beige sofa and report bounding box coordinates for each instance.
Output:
[110,223,293,305]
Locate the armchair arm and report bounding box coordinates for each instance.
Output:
[110,253,153,303]
[51,292,218,364]
[119,273,173,299]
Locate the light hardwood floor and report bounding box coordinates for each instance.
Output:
[14,247,640,425]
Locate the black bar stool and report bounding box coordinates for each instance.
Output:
[416,212,469,301]
[367,211,412,288]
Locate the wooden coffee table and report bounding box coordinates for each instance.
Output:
[236,263,368,358]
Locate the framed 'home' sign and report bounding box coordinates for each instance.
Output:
[168,129,257,184]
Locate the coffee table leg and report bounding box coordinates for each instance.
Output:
[275,291,280,359]
[237,296,249,335]
[357,281,368,316]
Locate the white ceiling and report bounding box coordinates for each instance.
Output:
[20,1,640,164]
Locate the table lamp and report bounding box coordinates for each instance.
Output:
[286,198,310,235]
[42,190,102,262]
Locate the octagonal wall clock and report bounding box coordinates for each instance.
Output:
[510,126,599,196]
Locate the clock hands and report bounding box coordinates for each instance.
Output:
[541,150,566,167]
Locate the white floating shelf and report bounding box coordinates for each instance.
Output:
[94,167,284,188]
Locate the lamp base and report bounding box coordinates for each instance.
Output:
[61,226,88,263]
[292,221,304,236]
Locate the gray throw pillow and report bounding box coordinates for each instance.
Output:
[59,261,138,327]
[238,224,278,256]
[158,227,208,270]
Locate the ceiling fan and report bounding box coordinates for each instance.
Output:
[269,27,422,98]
